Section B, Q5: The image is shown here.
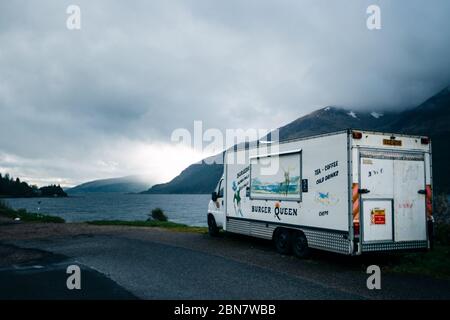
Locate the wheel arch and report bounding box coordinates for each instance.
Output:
[272,226,307,241]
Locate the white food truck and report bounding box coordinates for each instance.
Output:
[207,130,433,257]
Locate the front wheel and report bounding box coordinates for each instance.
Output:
[274,228,292,255]
[208,214,219,237]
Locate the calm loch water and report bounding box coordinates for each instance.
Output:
[3,193,210,227]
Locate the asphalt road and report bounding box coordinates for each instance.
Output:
[1,236,358,299]
[1,225,450,300]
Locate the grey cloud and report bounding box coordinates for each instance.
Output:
[0,0,449,185]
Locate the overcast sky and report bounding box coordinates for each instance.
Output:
[1,0,450,187]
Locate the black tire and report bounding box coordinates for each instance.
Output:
[292,230,310,258]
[208,214,219,237]
[274,228,292,255]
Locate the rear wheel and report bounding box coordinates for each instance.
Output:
[274,228,292,255]
[292,230,310,258]
[208,214,219,237]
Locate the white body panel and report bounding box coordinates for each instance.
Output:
[208,198,225,228]
[361,158,394,199]
[225,132,349,232]
[393,160,426,241]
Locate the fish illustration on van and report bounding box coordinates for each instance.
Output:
[315,191,339,206]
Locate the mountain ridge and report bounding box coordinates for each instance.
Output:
[67,175,153,194]
[143,86,450,194]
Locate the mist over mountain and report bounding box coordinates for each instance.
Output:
[142,86,450,194]
[389,86,450,194]
[67,175,153,194]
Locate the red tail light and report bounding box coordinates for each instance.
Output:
[426,185,433,218]
[352,131,362,139]
[352,183,360,237]
[353,222,360,237]
[421,137,430,145]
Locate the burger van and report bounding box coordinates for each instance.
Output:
[207,130,433,257]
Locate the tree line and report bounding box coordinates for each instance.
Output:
[0,173,67,198]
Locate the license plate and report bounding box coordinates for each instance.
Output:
[383,139,402,146]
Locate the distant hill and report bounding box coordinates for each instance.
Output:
[387,86,450,136]
[141,86,450,194]
[67,175,153,194]
[387,86,450,193]
[142,155,223,194]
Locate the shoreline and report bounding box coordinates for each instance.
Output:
[0,193,209,226]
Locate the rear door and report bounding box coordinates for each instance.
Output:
[360,150,426,243]
[360,157,394,242]
[393,159,426,241]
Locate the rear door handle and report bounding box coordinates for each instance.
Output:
[418,189,426,195]
[358,189,370,194]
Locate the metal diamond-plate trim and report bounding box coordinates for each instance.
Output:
[302,229,351,254]
[226,218,351,255]
[362,240,428,252]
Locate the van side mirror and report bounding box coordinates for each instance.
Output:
[211,191,218,202]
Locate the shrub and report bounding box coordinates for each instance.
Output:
[433,193,450,245]
[434,193,450,225]
[435,223,450,246]
[150,208,168,222]
[0,199,11,210]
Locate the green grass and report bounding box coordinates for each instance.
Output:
[0,200,65,223]
[87,219,207,233]
[388,245,450,279]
